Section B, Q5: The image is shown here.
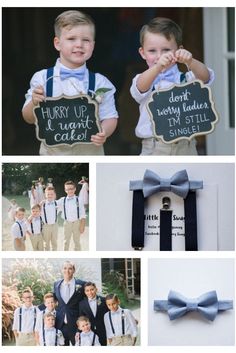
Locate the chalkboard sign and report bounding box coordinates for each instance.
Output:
[147,80,219,143]
[33,94,101,146]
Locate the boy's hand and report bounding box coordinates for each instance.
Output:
[75,332,80,342]
[156,52,176,70]
[32,85,45,106]
[28,215,33,223]
[175,49,193,67]
[91,130,107,146]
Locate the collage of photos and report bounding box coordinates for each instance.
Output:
[1,5,235,353]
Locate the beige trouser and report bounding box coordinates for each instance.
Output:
[40,142,104,156]
[42,223,58,251]
[110,335,133,346]
[64,219,81,251]
[30,233,44,251]
[14,238,25,251]
[15,332,36,346]
[141,138,198,156]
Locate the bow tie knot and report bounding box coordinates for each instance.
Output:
[143,169,190,199]
[60,67,86,81]
[186,299,198,312]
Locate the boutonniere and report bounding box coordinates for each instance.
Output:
[75,284,82,291]
[57,331,63,338]
[89,88,112,104]
[97,297,102,306]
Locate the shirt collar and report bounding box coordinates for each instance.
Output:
[55,58,87,72]
[111,306,122,315]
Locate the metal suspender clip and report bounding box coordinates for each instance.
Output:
[134,247,143,251]
[161,197,171,210]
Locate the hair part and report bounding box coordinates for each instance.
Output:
[16,207,25,213]
[54,10,95,38]
[31,203,41,211]
[43,292,55,301]
[64,180,76,188]
[105,293,119,302]
[140,17,182,47]
[76,315,90,325]
[84,281,96,289]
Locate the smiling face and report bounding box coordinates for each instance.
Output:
[78,319,91,333]
[139,32,179,68]
[84,285,97,300]
[22,291,34,308]
[44,297,56,312]
[62,262,75,282]
[45,189,56,201]
[31,207,41,218]
[54,24,95,69]
[64,183,76,197]
[15,210,25,221]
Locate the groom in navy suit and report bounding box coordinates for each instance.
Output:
[53,261,86,345]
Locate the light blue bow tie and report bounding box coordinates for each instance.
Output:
[154,290,233,321]
[60,67,86,81]
[153,64,179,86]
[143,169,190,199]
[47,201,54,205]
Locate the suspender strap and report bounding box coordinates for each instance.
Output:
[33,307,37,330]
[76,196,80,219]
[63,197,67,221]
[16,222,23,237]
[160,208,172,251]
[19,307,22,332]
[55,201,58,222]
[43,328,46,346]
[184,191,198,251]
[131,190,145,250]
[46,67,54,97]
[40,216,43,232]
[92,332,96,346]
[55,329,58,346]
[108,311,115,335]
[43,203,48,224]
[121,310,125,336]
[31,222,34,234]
[180,72,187,83]
[88,71,95,96]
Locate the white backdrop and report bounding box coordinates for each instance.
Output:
[96,163,235,251]
[148,258,235,345]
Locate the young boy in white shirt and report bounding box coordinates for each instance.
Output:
[11,207,27,251]
[35,292,57,344]
[41,186,58,251]
[13,288,39,346]
[38,312,64,346]
[27,204,44,251]
[75,316,100,346]
[130,17,214,155]
[22,10,118,156]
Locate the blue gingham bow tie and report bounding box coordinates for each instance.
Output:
[153,64,179,86]
[143,169,190,199]
[154,290,233,321]
[60,67,86,81]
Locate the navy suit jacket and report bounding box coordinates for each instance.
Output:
[53,278,86,333]
[79,295,109,345]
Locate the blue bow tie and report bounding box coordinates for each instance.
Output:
[47,201,54,205]
[143,169,190,199]
[153,64,179,86]
[154,290,233,321]
[60,67,86,81]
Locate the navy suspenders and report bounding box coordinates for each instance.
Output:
[43,328,58,346]
[108,310,125,336]
[19,307,37,332]
[43,201,57,224]
[16,221,23,237]
[63,197,80,220]
[78,332,96,346]
[46,67,96,97]
[30,217,43,234]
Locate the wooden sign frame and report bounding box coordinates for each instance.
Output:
[33,93,101,147]
[147,80,219,144]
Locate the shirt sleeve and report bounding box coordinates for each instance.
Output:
[78,195,86,219]
[130,74,153,104]
[12,308,20,331]
[95,334,101,346]
[104,312,113,339]
[186,67,215,85]
[126,309,138,337]
[95,73,119,121]
[11,223,19,239]
[23,69,47,108]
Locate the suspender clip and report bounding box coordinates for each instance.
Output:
[162,197,171,210]
[133,247,143,251]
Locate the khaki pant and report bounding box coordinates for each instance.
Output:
[64,219,81,251]
[14,238,25,251]
[40,142,104,156]
[110,335,133,346]
[30,233,44,251]
[15,332,36,346]
[141,138,198,156]
[42,223,58,251]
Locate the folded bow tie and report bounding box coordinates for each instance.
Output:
[60,67,86,81]
[154,290,233,321]
[129,169,203,199]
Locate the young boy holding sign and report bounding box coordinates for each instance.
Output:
[22,10,118,155]
[130,17,215,155]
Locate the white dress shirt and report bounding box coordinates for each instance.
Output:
[60,278,76,303]
[104,307,137,339]
[39,327,64,346]
[13,305,39,333]
[27,217,42,234]
[41,200,58,224]
[57,195,86,221]
[75,331,100,346]
[130,64,215,138]
[35,309,56,333]
[11,219,27,239]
